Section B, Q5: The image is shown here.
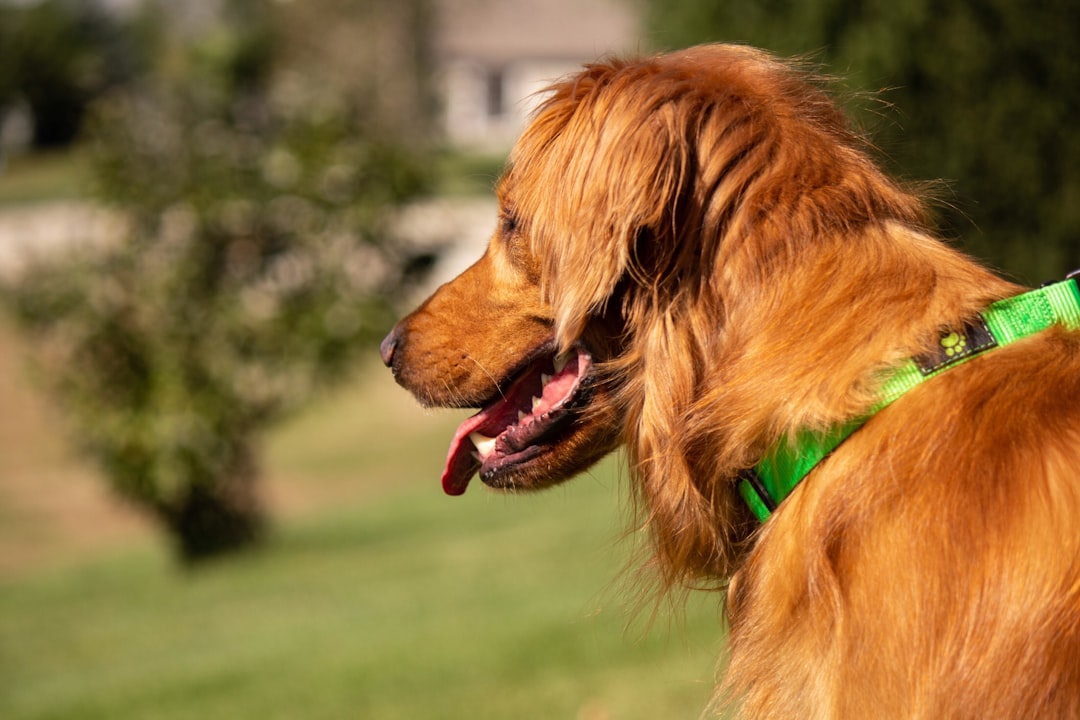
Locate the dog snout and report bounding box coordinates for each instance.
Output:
[379,325,401,368]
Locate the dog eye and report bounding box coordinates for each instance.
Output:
[500,213,519,236]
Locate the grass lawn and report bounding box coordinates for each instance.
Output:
[0,150,90,206]
[0,342,730,719]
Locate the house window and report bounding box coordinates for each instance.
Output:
[485,67,505,119]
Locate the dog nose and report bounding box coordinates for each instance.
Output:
[379,326,400,367]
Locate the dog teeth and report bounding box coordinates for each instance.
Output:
[531,396,542,411]
[518,411,528,422]
[553,353,569,373]
[469,432,497,458]
[540,373,552,386]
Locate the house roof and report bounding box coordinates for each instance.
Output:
[436,0,643,64]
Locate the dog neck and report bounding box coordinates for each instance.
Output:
[739,276,1080,522]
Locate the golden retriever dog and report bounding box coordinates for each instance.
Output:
[380,44,1080,717]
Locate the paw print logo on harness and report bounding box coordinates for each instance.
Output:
[939,331,967,358]
[914,317,998,375]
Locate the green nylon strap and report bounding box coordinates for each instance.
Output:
[739,277,1080,523]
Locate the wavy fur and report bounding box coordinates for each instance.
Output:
[385,44,1080,717]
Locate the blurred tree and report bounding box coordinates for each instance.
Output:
[0,0,145,148]
[1,0,434,562]
[645,0,1080,283]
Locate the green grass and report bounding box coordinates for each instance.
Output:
[0,366,729,720]
[0,150,89,206]
[433,150,507,197]
[0,148,504,208]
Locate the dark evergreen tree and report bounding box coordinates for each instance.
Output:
[647,0,1080,283]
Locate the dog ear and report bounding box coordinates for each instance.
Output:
[510,65,693,350]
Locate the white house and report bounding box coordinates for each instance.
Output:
[435,0,643,152]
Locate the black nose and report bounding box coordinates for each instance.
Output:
[379,326,400,367]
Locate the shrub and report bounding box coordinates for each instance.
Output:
[3,74,432,561]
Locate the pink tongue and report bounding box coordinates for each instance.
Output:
[440,413,487,495]
[440,383,524,495]
[439,350,584,495]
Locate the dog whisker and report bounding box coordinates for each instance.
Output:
[463,353,506,400]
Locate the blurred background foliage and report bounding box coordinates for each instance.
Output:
[0,0,149,147]
[646,0,1080,283]
[1,0,435,562]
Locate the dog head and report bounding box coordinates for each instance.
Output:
[383,44,933,585]
[379,193,623,495]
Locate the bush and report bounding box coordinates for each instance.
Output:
[3,73,432,561]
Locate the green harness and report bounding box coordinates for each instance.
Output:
[738,276,1080,523]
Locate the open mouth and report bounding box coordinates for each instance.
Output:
[441,346,594,495]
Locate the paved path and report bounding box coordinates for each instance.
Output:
[0,197,498,290]
[393,196,496,294]
[0,201,125,279]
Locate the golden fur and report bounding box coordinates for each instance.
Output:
[382,44,1080,717]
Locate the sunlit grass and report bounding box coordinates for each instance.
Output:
[0,353,730,720]
[0,464,727,720]
[0,149,90,206]
[433,150,507,196]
